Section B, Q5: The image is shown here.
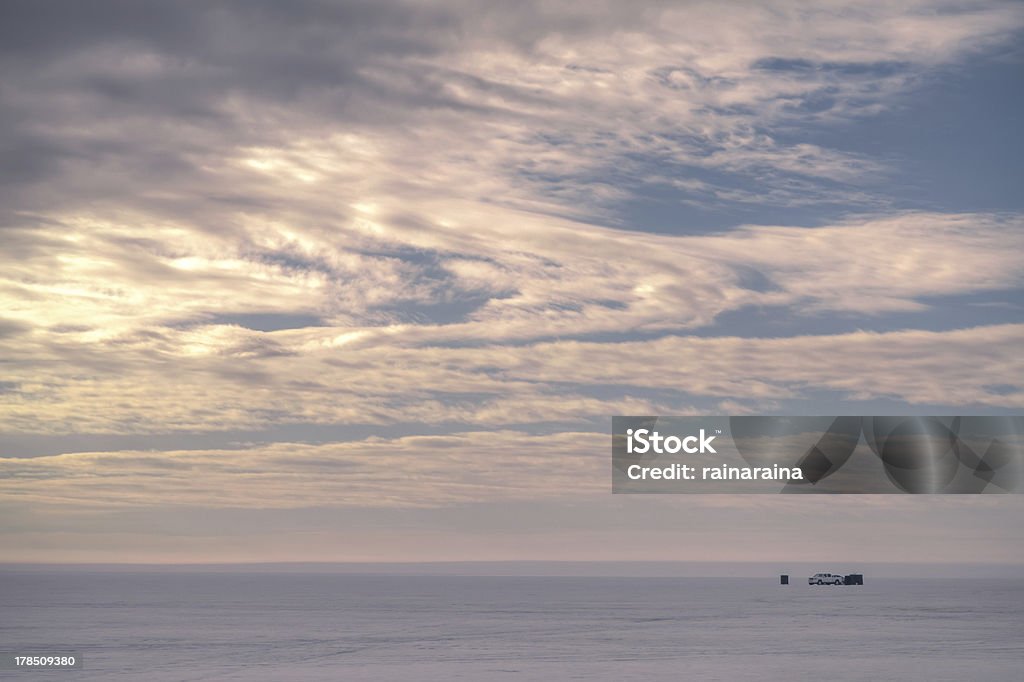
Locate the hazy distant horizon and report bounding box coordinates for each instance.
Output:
[4,560,1022,579]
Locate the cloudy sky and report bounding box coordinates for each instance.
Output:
[1,0,1023,566]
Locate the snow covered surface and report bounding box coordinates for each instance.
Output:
[3,571,1021,681]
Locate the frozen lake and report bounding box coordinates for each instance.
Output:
[2,571,1022,680]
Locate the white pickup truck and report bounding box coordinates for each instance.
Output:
[808,573,844,585]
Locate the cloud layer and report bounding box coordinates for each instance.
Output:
[1,1,1023,560]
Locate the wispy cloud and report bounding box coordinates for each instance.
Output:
[2,319,1022,435]
[0,431,608,508]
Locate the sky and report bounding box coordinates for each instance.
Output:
[1,0,1023,567]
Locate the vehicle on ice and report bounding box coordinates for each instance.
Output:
[808,573,844,585]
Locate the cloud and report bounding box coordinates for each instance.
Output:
[3,1,1022,219]
[1,319,1021,435]
[3,1,1020,356]
[0,431,608,508]
[2,208,1022,347]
